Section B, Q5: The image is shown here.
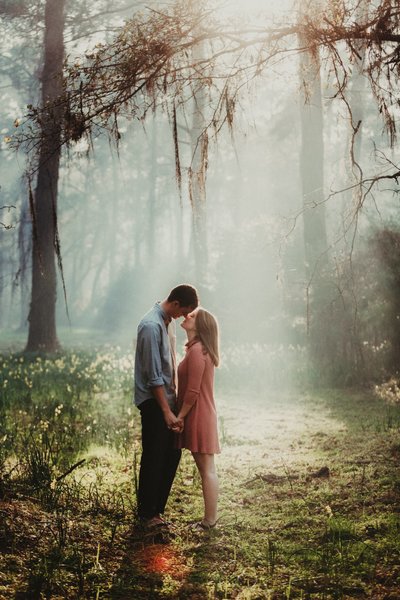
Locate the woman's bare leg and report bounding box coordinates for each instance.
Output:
[192,453,219,525]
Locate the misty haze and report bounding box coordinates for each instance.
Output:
[0,1,399,598]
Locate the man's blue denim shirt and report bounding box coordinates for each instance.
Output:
[134,302,176,409]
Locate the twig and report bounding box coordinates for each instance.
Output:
[56,458,86,482]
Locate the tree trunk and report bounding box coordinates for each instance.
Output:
[26,0,65,352]
[340,0,370,375]
[18,193,31,331]
[299,43,328,279]
[189,41,208,284]
[343,0,370,216]
[147,115,157,268]
[0,248,4,330]
[298,35,333,372]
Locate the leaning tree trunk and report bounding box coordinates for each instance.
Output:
[298,35,333,373]
[26,0,65,352]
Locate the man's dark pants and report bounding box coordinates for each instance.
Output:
[137,398,181,519]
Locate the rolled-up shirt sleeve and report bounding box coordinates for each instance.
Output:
[138,322,164,387]
[183,345,206,408]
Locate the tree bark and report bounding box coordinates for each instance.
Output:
[18,193,31,330]
[26,0,65,352]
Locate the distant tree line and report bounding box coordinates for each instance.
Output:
[2,0,400,383]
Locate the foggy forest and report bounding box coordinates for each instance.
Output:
[0,0,400,598]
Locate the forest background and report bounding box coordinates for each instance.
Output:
[0,0,400,598]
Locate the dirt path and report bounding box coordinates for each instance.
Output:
[217,390,346,475]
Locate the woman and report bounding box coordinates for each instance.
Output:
[176,307,220,530]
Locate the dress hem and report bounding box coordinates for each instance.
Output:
[177,445,221,454]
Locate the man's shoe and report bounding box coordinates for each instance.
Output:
[143,515,168,529]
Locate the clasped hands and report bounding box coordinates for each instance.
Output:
[165,412,184,433]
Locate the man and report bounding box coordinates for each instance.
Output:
[134,283,199,527]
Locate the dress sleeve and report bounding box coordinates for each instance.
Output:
[182,344,206,408]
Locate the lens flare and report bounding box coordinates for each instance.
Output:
[139,544,189,579]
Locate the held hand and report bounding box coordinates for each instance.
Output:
[170,416,184,433]
[176,417,185,433]
[164,410,179,430]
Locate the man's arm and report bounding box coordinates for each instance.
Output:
[139,322,179,429]
[151,385,179,429]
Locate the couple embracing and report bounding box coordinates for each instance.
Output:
[134,284,220,531]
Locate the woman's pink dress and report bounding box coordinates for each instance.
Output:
[176,339,220,454]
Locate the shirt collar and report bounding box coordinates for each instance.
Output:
[155,302,171,326]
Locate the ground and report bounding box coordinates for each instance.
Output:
[0,382,399,599]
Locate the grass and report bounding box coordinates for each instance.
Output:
[0,349,399,598]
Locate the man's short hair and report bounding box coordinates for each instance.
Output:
[167,284,199,308]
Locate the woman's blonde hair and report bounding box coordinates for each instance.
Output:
[195,308,220,367]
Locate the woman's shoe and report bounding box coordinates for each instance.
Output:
[191,519,217,531]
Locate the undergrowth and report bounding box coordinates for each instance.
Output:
[0,349,399,598]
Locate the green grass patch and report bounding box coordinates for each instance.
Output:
[0,349,399,598]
